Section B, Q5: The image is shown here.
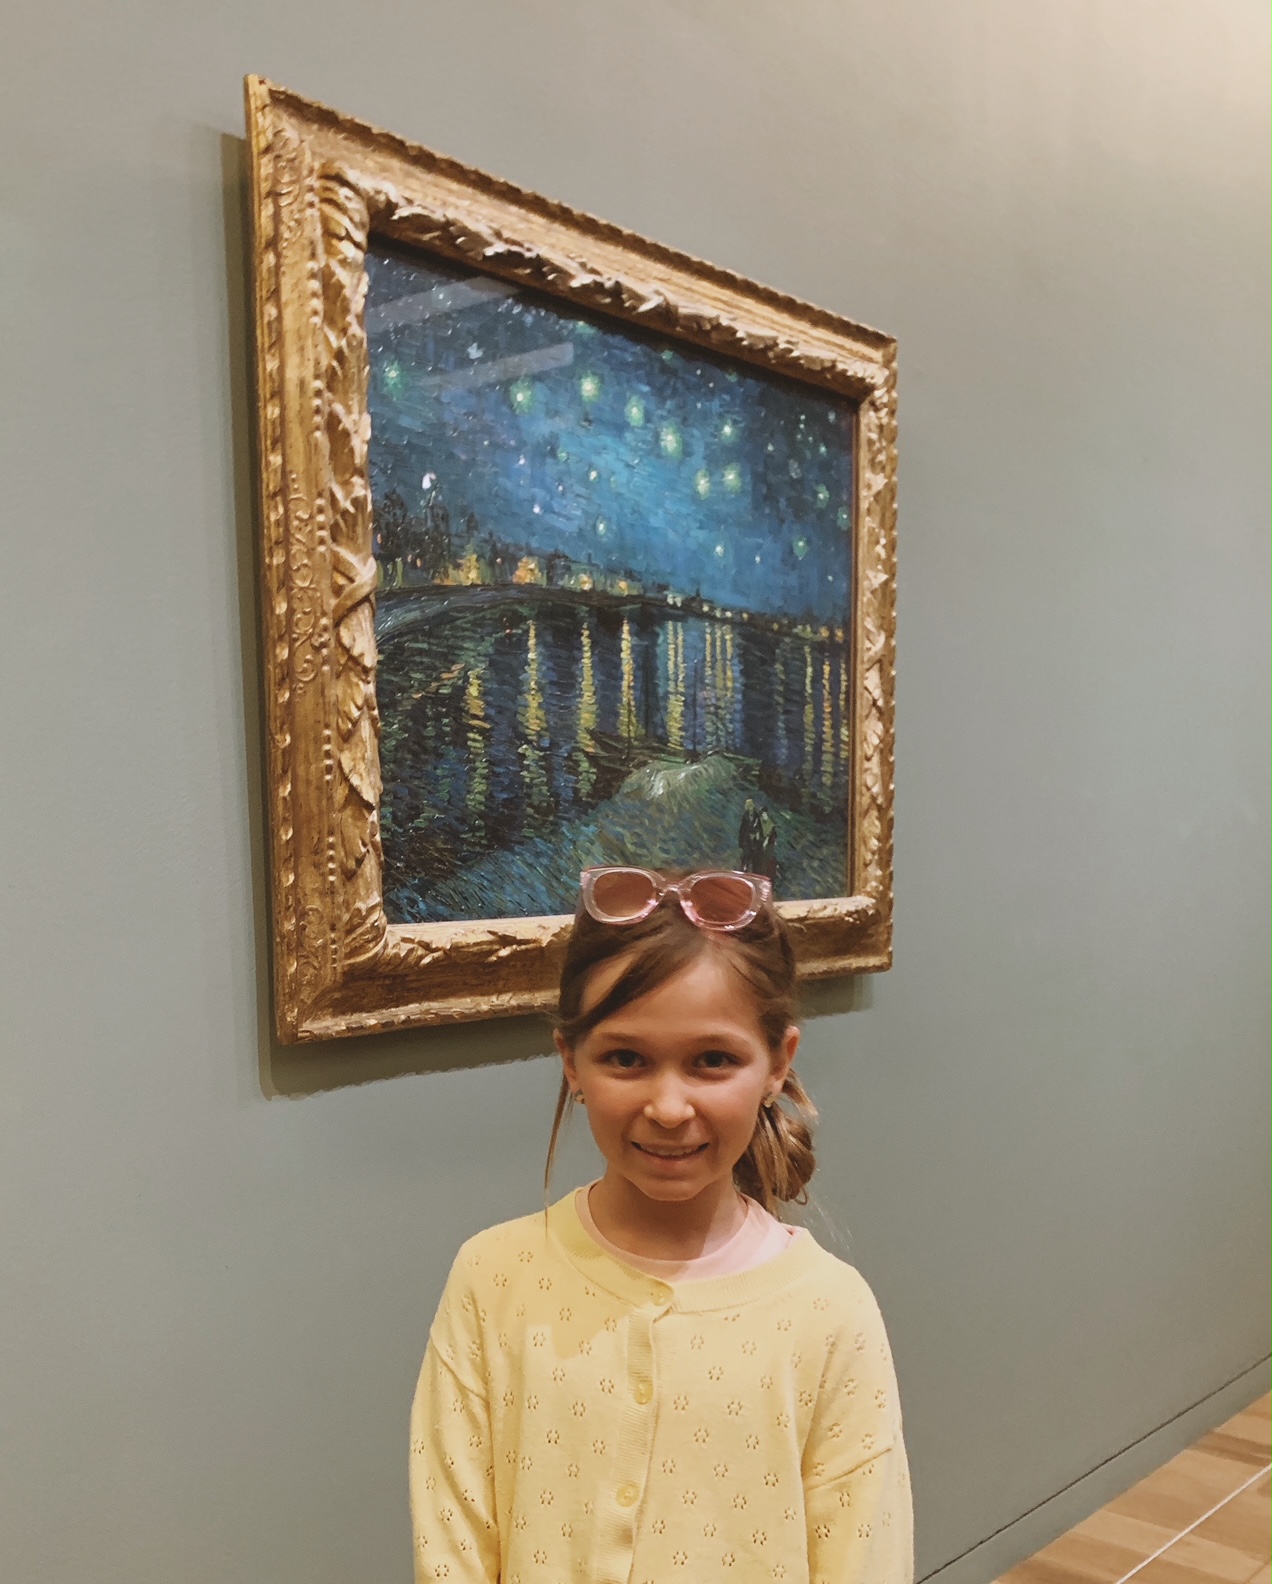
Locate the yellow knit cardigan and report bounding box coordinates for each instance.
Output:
[410,1193,912,1584]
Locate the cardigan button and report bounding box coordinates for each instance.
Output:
[634,1378,653,1405]
[617,1482,639,1508]
[650,1282,673,1304]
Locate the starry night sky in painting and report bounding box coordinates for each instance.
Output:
[364,246,853,623]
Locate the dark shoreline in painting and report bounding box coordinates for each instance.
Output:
[375,582,845,645]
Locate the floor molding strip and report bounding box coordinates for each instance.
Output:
[918,1354,1272,1584]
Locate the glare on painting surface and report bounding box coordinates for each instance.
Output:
[365,246,854,924]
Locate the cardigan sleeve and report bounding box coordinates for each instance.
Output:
[804,1444,913,1584]
[409,1257,499,1583]
[801,1269,914,1584]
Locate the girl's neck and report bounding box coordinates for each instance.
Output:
[587,1171,748,1262]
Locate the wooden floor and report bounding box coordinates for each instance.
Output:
[996,1394,1270,1584]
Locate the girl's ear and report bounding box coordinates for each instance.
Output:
[554,1029,580,1090]
[771,1024,800,1097]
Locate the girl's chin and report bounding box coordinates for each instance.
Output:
[626,1176,711,1202]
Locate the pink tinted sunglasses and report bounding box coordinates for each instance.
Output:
[579,866,773,932]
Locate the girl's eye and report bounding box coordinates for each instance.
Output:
[698,1049,741,1070]
[601,1048,644,1070]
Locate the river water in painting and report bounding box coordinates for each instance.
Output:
[377,590,849,923]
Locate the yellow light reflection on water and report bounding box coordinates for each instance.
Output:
[620,616,637,738]
[702,624,713,750]
[578,621,597,748]
[465,667,488,814]
[713,622,728,748]
[576,620,597,799]
[519,620,550,810]
[667,623,685,749]
[803,645,815,782]
[821,654,834,791]
[723,625,736,750]
[665,620,687,750]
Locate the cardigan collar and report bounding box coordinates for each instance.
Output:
[545,1190,827,1314]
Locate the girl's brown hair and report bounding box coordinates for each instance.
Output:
[547,883,817,1217]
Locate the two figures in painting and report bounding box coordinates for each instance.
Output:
[738,798,778,883]
[365,246,854,926]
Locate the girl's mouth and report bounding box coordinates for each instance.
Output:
[631,1142,709,1159]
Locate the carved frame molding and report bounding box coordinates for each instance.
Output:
[245,77,898,1043]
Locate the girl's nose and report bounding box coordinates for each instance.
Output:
[643,1084,695,1128]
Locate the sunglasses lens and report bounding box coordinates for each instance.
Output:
[587,868,659,922]
[687,873,757,926]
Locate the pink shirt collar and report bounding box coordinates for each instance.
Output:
[574,1180,802,1283]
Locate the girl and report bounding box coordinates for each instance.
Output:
[410,866,912,1584]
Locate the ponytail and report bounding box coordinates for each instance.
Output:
[733,1069,818,1217]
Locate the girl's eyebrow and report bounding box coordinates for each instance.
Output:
[584,1026,648,1046]
[586,1027,756,1052]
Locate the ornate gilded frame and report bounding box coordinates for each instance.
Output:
[245,76,897,1043]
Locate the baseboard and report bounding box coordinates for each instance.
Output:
[919,1355,1272,1584]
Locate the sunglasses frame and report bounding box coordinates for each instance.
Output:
[579,866,774,932]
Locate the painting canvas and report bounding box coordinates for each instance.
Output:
[366,245,855,925]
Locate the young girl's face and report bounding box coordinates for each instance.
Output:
[557,948,799,1204]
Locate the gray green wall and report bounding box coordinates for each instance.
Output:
[1,3,1267,1581]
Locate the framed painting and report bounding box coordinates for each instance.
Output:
[245,77,897,1043]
